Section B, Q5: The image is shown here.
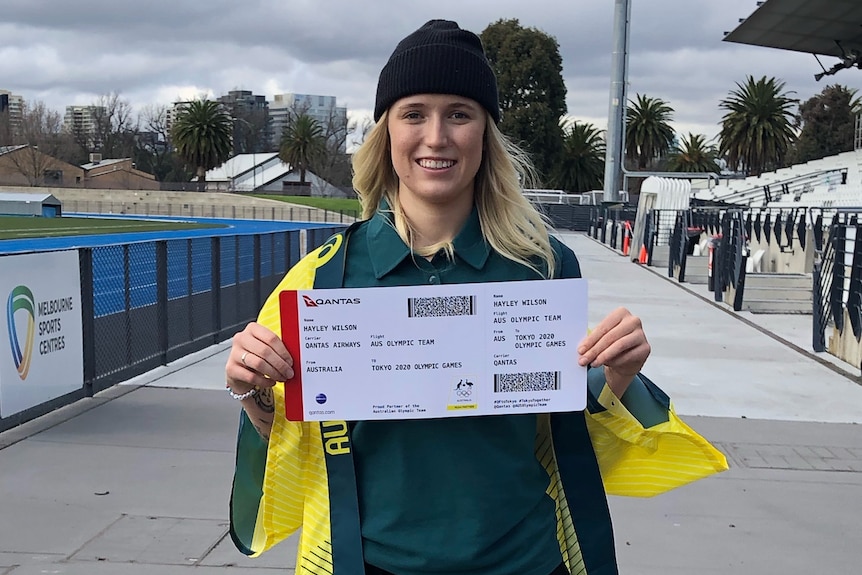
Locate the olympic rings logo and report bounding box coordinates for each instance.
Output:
[455,390,472,397]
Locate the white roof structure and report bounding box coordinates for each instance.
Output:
[0,145,28,156]
[0,192,60,204]
[724,0,862,60]
[205,153,281,183]
[80,158,129,170]
[203,153,338,194]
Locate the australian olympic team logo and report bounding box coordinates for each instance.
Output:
[447,378,477,411]
[7,285,35,380]
[455,379,474,397]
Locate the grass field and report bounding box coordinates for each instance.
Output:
[251,194,361,215]
[0,216,225,240]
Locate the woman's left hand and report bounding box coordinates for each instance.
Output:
[577,307,651,397]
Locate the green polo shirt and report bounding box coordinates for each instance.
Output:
[343,208,581,575]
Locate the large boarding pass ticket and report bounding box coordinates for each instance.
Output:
[278,278,587,421]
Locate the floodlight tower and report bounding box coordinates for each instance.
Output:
[603,0,631,204]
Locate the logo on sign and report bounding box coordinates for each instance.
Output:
[7,285,35,380]
[303,295,319,307]
[315,393,328,404]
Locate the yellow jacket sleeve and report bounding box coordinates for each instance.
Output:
[237,247,335,556]
[585,382,729,497]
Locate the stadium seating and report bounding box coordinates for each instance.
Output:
[693,149,862,208]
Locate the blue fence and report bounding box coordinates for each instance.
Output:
[1,224,346,433]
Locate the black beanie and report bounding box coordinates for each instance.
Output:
[374,19,501,123]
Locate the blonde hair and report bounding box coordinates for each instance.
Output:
[351,110,557,277]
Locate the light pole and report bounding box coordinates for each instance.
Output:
[603,0,631,204]
[236,116,258,192]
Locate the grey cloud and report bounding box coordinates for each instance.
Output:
[1,0,860,142]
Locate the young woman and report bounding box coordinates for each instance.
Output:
[226,20,727,575]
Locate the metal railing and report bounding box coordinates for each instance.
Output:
[713,167,848,206]
[531,203,594,232]
[587,205,637,250]
[586,200,862,372]
[813,212,836,352]
[638,208,678,265]
[855,113,862,151]
[712,210,747,310]
[743,206,810,249]
[668,210,688,280]
[812,210,862,366]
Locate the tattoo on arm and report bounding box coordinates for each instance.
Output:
[251,421,270,441]
[254,387,275,413]
[246,387,274,441]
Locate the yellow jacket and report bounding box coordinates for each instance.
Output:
[230,234,728,575]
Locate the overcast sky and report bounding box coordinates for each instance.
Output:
[3,0,861,145]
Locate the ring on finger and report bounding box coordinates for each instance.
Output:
[241,351,249,367]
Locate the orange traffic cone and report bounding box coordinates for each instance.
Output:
[638,244,648,264]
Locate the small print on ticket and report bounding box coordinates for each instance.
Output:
[279,278,587,421]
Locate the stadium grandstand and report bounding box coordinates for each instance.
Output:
[684,0,862,208]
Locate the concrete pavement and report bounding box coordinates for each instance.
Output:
[1,232,860,574]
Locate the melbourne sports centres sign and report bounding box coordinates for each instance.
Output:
[0,251,83,418]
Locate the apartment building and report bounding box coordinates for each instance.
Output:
[63,105,105,149]
[0,90,25,134]
[270,93,347,152]
[216,90,272,154]
[166,101,193,136]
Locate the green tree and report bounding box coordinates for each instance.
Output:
[233,107,273,154]
[667,133,721,173]
[625,94,675,170]
[279,114,325,186]
[718,75,797,176]
[91,92,139,159]
[134,104,175,181]
[481,19,567,183]
[171,100,232,182]
[308,103,353,192]
[556,122,605,193]
[790,84,858,164]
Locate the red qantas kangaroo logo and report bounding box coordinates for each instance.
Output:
[302,295,319,307]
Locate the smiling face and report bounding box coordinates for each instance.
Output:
[387,94,487,211]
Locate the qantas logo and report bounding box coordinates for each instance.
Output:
[303,295,361,307]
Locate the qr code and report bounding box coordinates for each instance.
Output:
[407,295,476,318]
[494,371,561,393]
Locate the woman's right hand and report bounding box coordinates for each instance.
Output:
[225,322,295,395]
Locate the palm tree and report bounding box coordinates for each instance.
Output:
[556,121,605,193]
[279,114,325,186]
[625,94,675,169]
[718,75,797,176]
[667,133,721,173]
[171,100,232,183]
